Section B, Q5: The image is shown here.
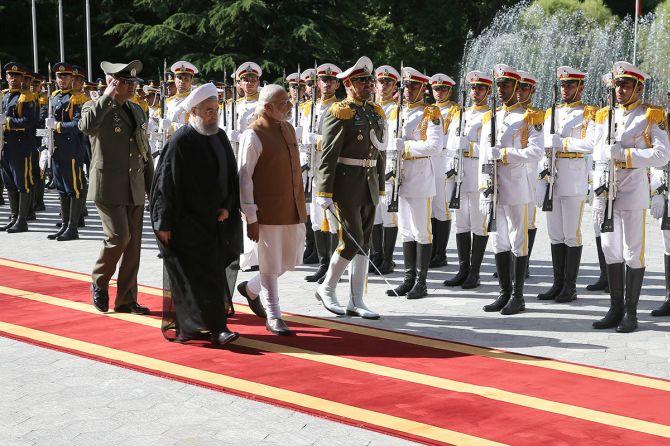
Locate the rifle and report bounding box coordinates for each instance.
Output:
[158,59,169,152]
[36,63,55,168]
[303,62,317,204]
[294,64,301,129]
[659,92,670,230]
[540,79,558,212]
[482,78,498,232]
[221,67,227,129]
[448,82,467,209]
[231,64,238,159]
[595,75,617,233]
[387,62,405,213]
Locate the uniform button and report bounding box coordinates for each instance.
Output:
[130,153,133,157]
[129,138,133,142]
[129,168,132,172]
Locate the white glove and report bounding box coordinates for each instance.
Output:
[294,126,303,141]
[458,135,470,152]
[544,133,563,150]
[0,114,6,125]
[592,196,606,225]
[651,194,665,219]
[479,196,491,215]
[601,142,624,161]
[45,118,57,130]
[307,132,319,145]
[316,196,334,212]
[488,146,502,161]
[393,138,405,152]
[229,129,240,143]
[160,118,171,132]
[535,181,548,208]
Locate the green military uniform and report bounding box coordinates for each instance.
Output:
[79,60,154,311]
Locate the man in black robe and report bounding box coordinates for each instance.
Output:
[150,83,243,346]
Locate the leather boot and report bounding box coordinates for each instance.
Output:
[317,233,340,284]
[26,189,36,221]
[444,232,470,286]
[346,254,380,319]
[501,255,528,315]
[57,197,83,241]
[378,226,397,275]
[305,230,330,282]
[0,181,4,205]
[407,243,432,299]
[651,254,670,317]
[303,218,318,264]
[587,236,609,292]
[537,243,566,300]
[593,262,625,329]
[7,192,30,233]
[315,252,349,315]
[526,228,537,278]
[556,246,582,303]
[429,219,449,268]
[34,178,46,211]
[369,224,383,273]
[388,241,417,296]
[484,251,512,311]
[0,190,19,231]
[80,186,89,217]
[48,195,70,240]
[617,266,644,333]
[462,234,488,289]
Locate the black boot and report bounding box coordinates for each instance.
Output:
[317,233,339,285]
[305,231,330,282]
[651,254,670,317]
[462,234,488,289]
[587,236,609,292]
[407,243,432,299]
[537,243,566,300]
[429,219,449,268]
[526,228,536,278]
[501,255,528,315]
[444,232,471,286]
[369,224,383,273]
[617,266,644,333]
[556,246,582,303]
[0,190,19,231]
[484,251,513,312]
[34,178,46,211]
[80,187,89,217]
[303,218,318,264]
[592,262,625,329]
[26,189,36,221]
[6,192,30,233]
[387,241,417,296]
[57,197,83,241]
[378,226,398,275]
[48,195,70,240]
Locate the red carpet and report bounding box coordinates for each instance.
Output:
[1,257,669,445]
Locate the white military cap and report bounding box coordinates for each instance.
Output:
[300,68,316,83]
[337,56,373,80]
[556,66,586,81]
[402,67,429,84]
[142,84,160,94]
[429,73,455,87]
[286,72,303,84]
[178,82,218,112]
[466,70,493,86]
[316,63,341,77]
[493,63,521,81]
[170,60,198,76]
[234,62,262,79]
[517,70,537,85]
[613,61,648,83]
[375,65,400,81]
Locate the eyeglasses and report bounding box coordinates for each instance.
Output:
[194,106,219,116]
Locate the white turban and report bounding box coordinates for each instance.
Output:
[179,82,218,112]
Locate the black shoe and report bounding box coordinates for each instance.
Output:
[114,302,150,315]
[593,263,625,329]
[651,254,670,317]
[587,236,609,292]
[369,224,383,274]
[462,234,488,289]
[444,232,471,286]
[237,281,267,319]
[91,284,109,313]
[266,318,293,335]
[407,243,431,299]
[303,219,318,264]
[537,243,566,300]
[555,246,582,303]
[501,255,527,315]
[387,241,417,296]
[175,331,211,343]
[213,329,239,346]
[616,266,644,333]
[484,252,512,312]
[7,192,30,233]
[429,219,450,268]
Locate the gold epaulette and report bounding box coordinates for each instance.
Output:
[372,102,386,120]
[523,108,544,126]
[583,105,598,121]
[447,104,460,119]
[423,104,441,123]
[18,91,37,103]
[595,106,610,124]
[482,110,492,125]
[300,100,312,114]
[329,100,355,120]
[39,95,47,107]
[388,104,398,122]
[544,107,552,120]
[644,105,665,125]
[70,93,89,106]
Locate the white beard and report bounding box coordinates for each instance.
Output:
[189,115,219,136]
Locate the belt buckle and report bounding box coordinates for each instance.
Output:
[363,158,373,168]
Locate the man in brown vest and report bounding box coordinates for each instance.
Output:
[237,84,307,335]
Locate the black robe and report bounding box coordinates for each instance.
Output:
[150,124,243,339]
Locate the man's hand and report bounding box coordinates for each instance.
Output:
[316,196,334,212]
[458,135,470,152]
[307,132,319,145]
[544,133,563,150]
[294,126,303,141]
[156,230,171,246]
[217,208,229,222]
[247,221,259,242]
[45,117,57,130]
[479,195,491,215]
[103,77,124,101]
[489,146,502,161]
[651,194,665,219]
[229,129,240,143]
[393,138,405,152]
[601,142,624,161]
[160,118,172,132]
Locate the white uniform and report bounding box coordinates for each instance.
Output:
[524,105,542,231]
[389,102,444,244]
[539,101,596,247]
[446,104,489,236]
[479,103,544,256]
[434,101,458,222]
[147,106,163,165]
[593,101,670,268]
[165,91,190,132]
[374,98,398,228]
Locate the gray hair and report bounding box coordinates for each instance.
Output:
[255,84,286,115]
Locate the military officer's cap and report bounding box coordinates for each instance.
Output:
[166,73,175,84]
[286,72,304,85]
[429,73,455,87]
[3,62,27,75]
[337,56,373,80]
[22,71,34,80]
[171,60,198,76]
[613,61,647,83]
[100,60,143,82]
[71,65,86,78]
[493,63,521,82]
[84,80,96,88]
[52,62,74,75]
[556,66,586,82]
[402,67,429,84]
[96,77,107,88]
[300,68,316,83]
[234,62,262,79]
[375,65,399,82]
[142,83,160,94]
[32,73,44,82]
[316,63,341,79]
[601,72,613,88]
[466,70,493,86]
[517,70,537,86]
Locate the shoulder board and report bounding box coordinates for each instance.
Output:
[482,110,492,125]
[644,105,665,125]
[595,107,610,124]
[1,89,8,94]
[300,100,312,113]
[51,90,60,97]
[388,104,398,122]
[18,92,37,103]
[329,100,355,120]
[236,97,245,104]
[423,104,441,122]
[523,108,544,126]
[372,102,386,120]
[70,93,89,106]
[583,105,598,121]
[39,95,47,106]
[447,104,460,118]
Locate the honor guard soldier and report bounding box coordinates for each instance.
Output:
[386,67,444,299]
[164,60,198,134]
[299,63,342,282]
[32,73,48,212]
[1,62,40,233]
[228,62,262,146]
[315,56,385,319]
[22,70,41,221]
[443,70,492,289]
[131,82,150,116]
[370,65,400,275]
[143,82,163,162]
[72,65,93,225]
[592,61,670,332]
[479,64,544,315]
[536,66,596,303]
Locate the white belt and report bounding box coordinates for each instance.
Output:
[337,157,377,167]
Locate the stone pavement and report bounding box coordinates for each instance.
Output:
[1,190,670,445]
